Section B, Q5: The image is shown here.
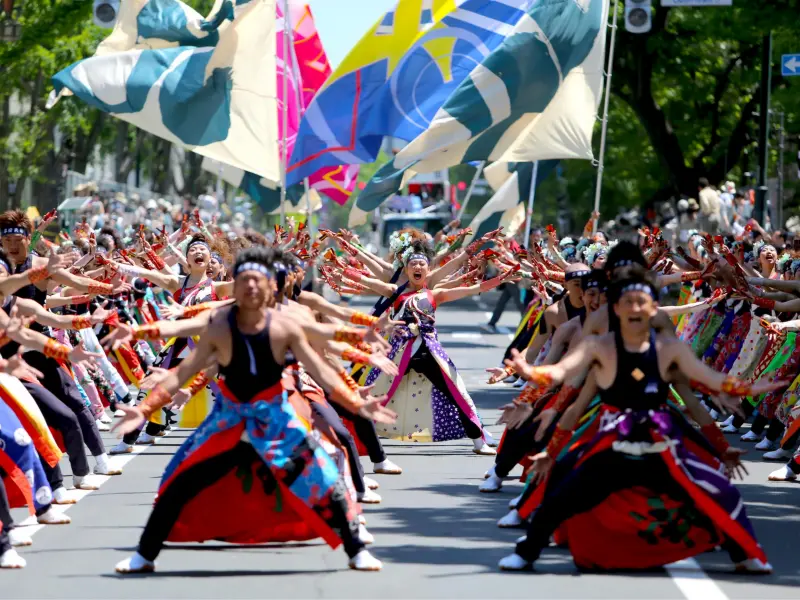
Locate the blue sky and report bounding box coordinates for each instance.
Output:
[308,0,397,68]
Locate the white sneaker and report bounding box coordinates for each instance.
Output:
[472,439,497,455]
[740,430,763,442]
[94,453,123,475]
[96,419,110,432]
[373,459,402,475]
[8,528,32,547]
[0,549,26,569]
[498,553,532,571]
[115,552,155,574]
[479,474,503,493]
[754,438,778,452]
[363,476,380,490]
[721,424,740,433]
[358,523,375,545]
[73,475,99,491]
[357,489,382,504]
[734,558,773,574]
[37,507,71,525]
[721,415,735,427]
[99,411,113,424]
[51,486,76,505]
[348,549,382,571]
[763,448,793,461]
[109,441,133,455]
[498,509,524,528]
[768,465,798,481]
[509,494,523,509]
[136,433,156,445]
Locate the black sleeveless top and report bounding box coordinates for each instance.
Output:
[599,329,668,412]
[219,308,284,401]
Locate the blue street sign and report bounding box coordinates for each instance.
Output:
[782,54,800,77]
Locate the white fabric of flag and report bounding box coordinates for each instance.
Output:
[50,0,279,182]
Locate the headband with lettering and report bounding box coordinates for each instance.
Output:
[210,252,223,264]
[620,282,656,299]
[565,269,590,281]
[233,262,273,278]
[405,253,429,264]
[1,226,29,237]
[186,239,210,254]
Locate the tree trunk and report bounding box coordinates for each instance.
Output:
[72,111,106,174]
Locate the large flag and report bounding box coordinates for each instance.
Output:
[356,0,607,219]
[466,160,556,242]
[287,0,531,188]
[277,0,359,206]
[50,0,280,182]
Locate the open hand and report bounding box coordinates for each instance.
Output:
[358,396,397,425]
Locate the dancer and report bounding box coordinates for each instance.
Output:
[352,241,517,452]
[113,247,396,574]
[498,266,779,573]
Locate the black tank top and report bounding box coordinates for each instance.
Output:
[599,329,668,412]
[219,308,284,401]
[13,255,48,334]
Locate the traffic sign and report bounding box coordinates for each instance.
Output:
[660,1,732,6]
[782,54,800,77]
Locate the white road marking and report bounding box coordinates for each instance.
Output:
[15,438,164,537]
[452,332,483,340]
[484,311,493,321]
[508,334,515,340]
[665,558,729,600]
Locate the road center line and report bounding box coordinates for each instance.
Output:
[665,558,729,600]
[15,437,165,538]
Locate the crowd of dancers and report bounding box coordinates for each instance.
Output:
[0,205,792,575]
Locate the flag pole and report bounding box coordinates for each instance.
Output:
[524,161,540,246]
[592,0,620,232]
[456,160,485,221]
[279,0,290,226]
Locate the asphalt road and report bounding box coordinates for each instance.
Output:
[4,295,800,599]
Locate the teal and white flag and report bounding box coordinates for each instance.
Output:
[466,161,556,243]
[50,0,279,182]
[356,0,607,219]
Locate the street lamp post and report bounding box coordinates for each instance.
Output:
[0,0,22,43]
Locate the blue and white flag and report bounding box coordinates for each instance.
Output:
[355,0,607,224]
[50,0,280,182]
[287,0,530,188]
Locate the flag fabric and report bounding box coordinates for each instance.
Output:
[287,0,531,188]
[277,0,359,205]
[466,160,556,242]
[357,0,607,216]
[50,0,280,183]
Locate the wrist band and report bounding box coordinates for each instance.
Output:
[183,303,212,319]
[342,348,370,364]
[753,297,775,310]
[526,367,554,388]
[721,375,752,397]
[44,339,70,361]
[546,425,571,459]
[330,381,364,413]
[186,373,210,396]
[27,266,50,284]
[350,311,378,327]
[333,327,367,344]
[139,384,173,420]
[343,267,363,282]
[338,367,360,392]
[71,316,92,330]
[146,249,166,271]
[700,423,730,455]
[546,270,565,283]
[133,324,161,340]
[492,365,514,382]
[88,282,113,295]
[519,385,548,405]
[552,385,580,412]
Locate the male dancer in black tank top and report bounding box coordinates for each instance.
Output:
[113,247,397,573]
[498,268,781,573]
[0,210,124,498]
[520,263,588,370]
